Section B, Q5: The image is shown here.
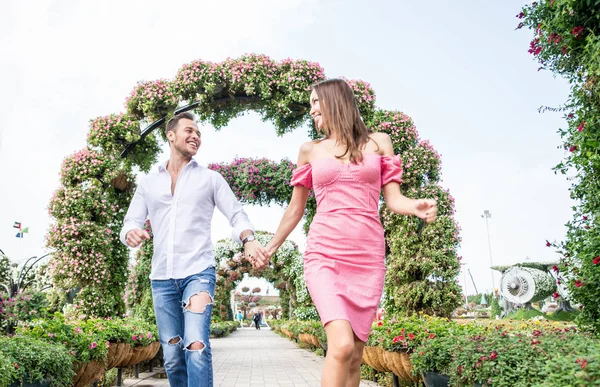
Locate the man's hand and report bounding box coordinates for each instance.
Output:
[125,228,151,248]
[244,240,269,269]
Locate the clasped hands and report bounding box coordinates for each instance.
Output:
[244,240,272,270]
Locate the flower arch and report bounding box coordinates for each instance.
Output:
[47,53,461,319]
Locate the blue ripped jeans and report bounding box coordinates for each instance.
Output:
[151,267,215,387]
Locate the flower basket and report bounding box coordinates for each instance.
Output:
[309,334,320,347]
[106,343,131,369]
[382,350,419,382]
[298,333,312,346]
[73,360,105,387]
[361,346,389,373]
[110,171,130,192]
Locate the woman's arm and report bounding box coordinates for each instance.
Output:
[254,142,312,267]
[379,133,437,222]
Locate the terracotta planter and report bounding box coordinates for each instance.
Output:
[361,346,389,373]
[382,350,420,382]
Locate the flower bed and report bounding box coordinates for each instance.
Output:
[16,313,159,386]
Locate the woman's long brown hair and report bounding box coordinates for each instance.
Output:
[312,79,371,164]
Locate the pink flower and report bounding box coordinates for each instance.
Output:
[132,335,138,341]
[147,333,152,339]
[577,122,585,132]
[90,342,97,349]
[553,292,560,299]
[575,280,584,288]
[569,145,578,152]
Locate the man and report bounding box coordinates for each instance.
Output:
[253,311,261,330]
[120,112,265,386]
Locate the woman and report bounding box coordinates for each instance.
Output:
[254,78,437,386]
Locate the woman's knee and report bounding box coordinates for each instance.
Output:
[329,341,355,363]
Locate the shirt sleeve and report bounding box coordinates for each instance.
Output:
[381,155,403,186]
[120,181,149,245]
[213,172,255,244]
[290,163,312,189]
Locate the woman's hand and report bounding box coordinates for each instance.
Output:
[414,199,437,223]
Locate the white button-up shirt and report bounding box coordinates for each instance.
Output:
[120,158,254,280]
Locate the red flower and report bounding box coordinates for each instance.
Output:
[546,241,552,247]
[577,122,585,132]
[408,333,415,340]
[490,350,498,360]
[561,46,569,55]
[574,280,584,288]
[457,365,463,374]
[552,265,559,273]
[583,216,588,220]
[569,145,578,152]
[516,12,524,19]
[576,358,588,369]
[593,256,600,265]
[517,22,524,29]
[568,113,574,119]
[553,292,560,299]
[429,333,436,339]
[572,26,584,38]
[377,321,383,326]
[13,363,18,370]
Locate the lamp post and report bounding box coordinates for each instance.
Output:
[481,210,495,292]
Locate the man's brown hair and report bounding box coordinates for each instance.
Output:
[165,112,195,137]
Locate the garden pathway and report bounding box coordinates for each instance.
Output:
[118,325,382,386]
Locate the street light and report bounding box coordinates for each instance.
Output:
[481,210,494,292]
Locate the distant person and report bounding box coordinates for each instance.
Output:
[253,312,261,330]
[237,311,243,326]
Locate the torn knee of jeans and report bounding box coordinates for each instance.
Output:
[183,291,213,314]
[185,340,205,351]
[168,336,182,345]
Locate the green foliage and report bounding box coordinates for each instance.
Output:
[18,313,158,364]
[490,296,502,318]
[520,1,600,332]
[0,335,74,387]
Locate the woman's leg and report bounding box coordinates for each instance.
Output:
[322,320,355,387]
[347,335,366,387]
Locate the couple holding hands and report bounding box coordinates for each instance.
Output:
[120,78,437,387]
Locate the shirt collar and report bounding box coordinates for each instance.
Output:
[158,158,199,172]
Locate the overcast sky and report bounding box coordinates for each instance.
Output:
[0,0,572,295]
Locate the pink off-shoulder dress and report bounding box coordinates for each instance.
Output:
[291,153,403,342]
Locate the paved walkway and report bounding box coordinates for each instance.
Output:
[119,326,381,386]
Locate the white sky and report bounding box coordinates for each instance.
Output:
[0,0,572,295]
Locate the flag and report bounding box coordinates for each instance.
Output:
[13,222,21,229]
[15,226,28,238]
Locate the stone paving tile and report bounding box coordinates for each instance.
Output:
[118,326,381,386]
